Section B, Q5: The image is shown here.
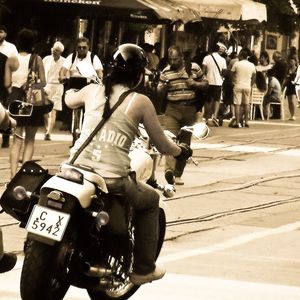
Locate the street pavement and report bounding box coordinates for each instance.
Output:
[2,100,300,298]
[2,98,300,252]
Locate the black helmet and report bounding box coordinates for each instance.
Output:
[110,43,148,71]
[106,43,148,87]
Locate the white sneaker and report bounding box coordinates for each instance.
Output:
[175,177,184,185]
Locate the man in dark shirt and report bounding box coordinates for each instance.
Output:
[271,51,288,86]
[157,45,208,185]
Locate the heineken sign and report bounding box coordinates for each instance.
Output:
[43,0,101,4]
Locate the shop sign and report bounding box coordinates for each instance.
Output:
[43,0,101,5]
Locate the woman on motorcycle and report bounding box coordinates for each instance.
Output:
[65,43,192,285]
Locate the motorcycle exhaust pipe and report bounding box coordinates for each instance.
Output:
[86,265,112,277]
[99,278,124,288]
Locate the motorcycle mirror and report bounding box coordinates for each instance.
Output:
[181,123,210,140]
[8,100,33,117]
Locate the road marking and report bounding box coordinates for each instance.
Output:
[131,273,300,300]
[36,132,72,142]
[192,142,280,153]
[34,131,300,156]
[160,221,300,263]
[192,142,300,156]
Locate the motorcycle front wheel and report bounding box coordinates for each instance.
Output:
[87,208,166,300]
[20,236,74,300]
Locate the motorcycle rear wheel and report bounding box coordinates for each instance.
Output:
[20,238,73,300]
[87,208,166,300]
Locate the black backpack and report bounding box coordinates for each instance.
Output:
[71,51,95,65]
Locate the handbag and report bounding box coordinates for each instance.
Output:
[23,54,53,113]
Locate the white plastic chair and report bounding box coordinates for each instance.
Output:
[266,87,286,120]
[250,87,265,120]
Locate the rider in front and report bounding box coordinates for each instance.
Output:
[65,43,192,285]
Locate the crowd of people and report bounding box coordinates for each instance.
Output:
[0,26,194,285]
[1,23,300,278]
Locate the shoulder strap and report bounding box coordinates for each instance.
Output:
[71,52,94,65]
[71,51,76,65]
[91,52,95,64]
[28,54,37,72]
[25,54,38,84]
[211,54,222,77]
[69,89,133,164]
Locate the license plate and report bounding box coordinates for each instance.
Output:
[26,205,70,241]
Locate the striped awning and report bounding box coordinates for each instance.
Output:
[180,0,267,22]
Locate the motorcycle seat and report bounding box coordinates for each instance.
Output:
[60,164,108,193]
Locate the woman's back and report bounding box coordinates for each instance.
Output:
[11,53,31,88]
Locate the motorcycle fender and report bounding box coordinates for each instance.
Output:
[129,148,153,182]
[41,176,95,208]
[27,232,56,246]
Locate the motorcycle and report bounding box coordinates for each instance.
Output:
[0,102,209,300]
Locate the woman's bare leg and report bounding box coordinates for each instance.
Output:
[22,126,38,163]
[10,127,24,178]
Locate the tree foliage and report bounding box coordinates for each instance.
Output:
[259,0,299,34]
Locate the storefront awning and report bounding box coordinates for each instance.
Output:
[37,0,202,23]
[180,0,267,22]
[18,0,267,23]
[138,0,202,23]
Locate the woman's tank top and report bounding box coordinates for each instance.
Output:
[11,53,31,88]
[75,89,138,177]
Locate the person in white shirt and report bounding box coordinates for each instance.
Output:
[0,25,18,148]
[0,25,18,58]
[58,37,103,133]
[59,36,103,83]
[43,41,65,140]
[231,48,256,128]
[202,42,227,126]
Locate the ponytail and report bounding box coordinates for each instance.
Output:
[102,74,113,119]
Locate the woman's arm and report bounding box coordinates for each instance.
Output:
[64,84,98,109]
[37,55,46,85]
[129,94,181,157]
[265,77,272,96]
[4,56,19,90]
[293,65,300,84]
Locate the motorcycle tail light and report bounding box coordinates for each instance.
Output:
[46,191,65,209]
[47,191,65,202]
[95,211,109,230]
[58,167,83,184]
